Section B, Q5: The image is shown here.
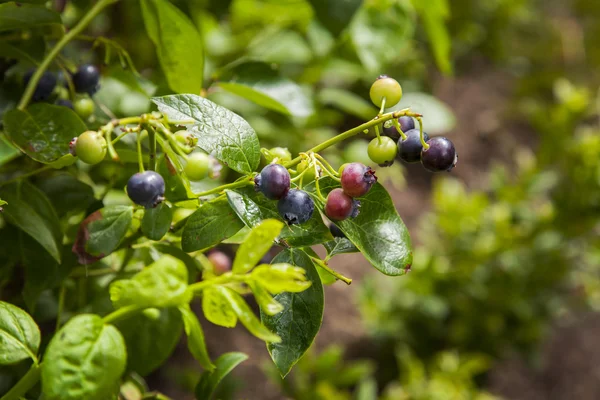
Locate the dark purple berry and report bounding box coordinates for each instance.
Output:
[277,189,314,225]
[73,64,100,96]
[24,69,57,101]
[383,116,415,140]
[256,164,290,200]
[329,224,346,239]
[127,171,166,208]
[340,162,377,198]
[325,188,360,221]
[56,99,74,109]
[421,137,458,172]
[398,129,430,163]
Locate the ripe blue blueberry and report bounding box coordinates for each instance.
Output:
[383,116,415,140]
[398,129,430,163]
[127,171,166,208]
[421,137,458,172]
[277,189,314,225]
[73,64,100,96]
[255,163,290,200]
[329,223,346,239]
[24,69,57,101]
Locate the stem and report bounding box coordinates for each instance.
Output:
[17,0,120,110]
[193,176,255,198]
[416,116,429,150]
[310,257,352,285]
[0,165,52,187]
[147,126,157,171]
[375,124,382,144]
[314,153,339,177]
[103,124,119,161]
[0,363,41,400]
[137,130,145,172]
[55,284,66,331]
[379,97,386,115]
[188,273,248,294]
[103,304,143,324]
[392,118,407,140]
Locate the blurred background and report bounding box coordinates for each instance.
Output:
[23,0,600,398]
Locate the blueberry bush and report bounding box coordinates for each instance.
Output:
[0,0,456,399]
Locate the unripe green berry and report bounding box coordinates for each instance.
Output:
[185,152,210,181]
[369,75,403,108]
[75,131,107,165]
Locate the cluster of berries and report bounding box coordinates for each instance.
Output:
[366,75,458,172]
[324,162,376,222]
[255,164,315,225]
[25,64,100,120]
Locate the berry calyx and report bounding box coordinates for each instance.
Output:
[383,116,415,140]
[73,97,95,119]
[72,64,100,95]
[75,131,107,165]
[329,223,346,239]
[368,136,397,167]
[397,129,430,163]
[340,162,377,197]
[255,163,291,200]
[277,189,314,225]
[184,152,210,181]
[421,137,458,172]
[174,131,196,147]
[325,188,360,221]
[369,75,402,108]
[24,69,57,101]
[127,171,166,208]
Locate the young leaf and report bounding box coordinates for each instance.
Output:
[42,314,127,400]
[218,62,314,118]
[195,352,248,400]
[261,248,324,377]
[110,255,191,309]
[182,197,245,252]
[232,219,283,274]
[37,174,96,217]
[0,2,61,32]
[115,308,182,377]
[308,0,363,36]
[307,178,413,276]
[140,0,203,94]
[226,187,331,247]
[3,104,86,164]
[323,237,359,258]
[216,286,280,343]
[178,304,215,371]
[152,95,260,174]
[202,286,237,328]
[0,301,40,365]
[142,202,173,241]
[83,205,134,258]
[2,181,62,263]
[248,281,284,316]
[252,263,312,294]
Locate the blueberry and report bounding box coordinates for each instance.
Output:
[325,188,360,221]
[340,162,377,198]
[383,116,415,140]
[127,171,166,208]
[73,64,100,96]
[256,164,290,200]
[56,99,74,109]
[329,224,346,239]
[277,189,314,225]
[24,69,57,101]
[398,129,430,163]
[421,137,458,172]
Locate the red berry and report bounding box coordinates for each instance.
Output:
[325,188,359,221]
[340,162,377,198]
[208,250,231,275]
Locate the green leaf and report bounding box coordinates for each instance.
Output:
[152,243,202,284]
[308,178,412,275]
[0,301,40,365]
[195,352,248,400]
[3,104,86,164]
[248,281,283,316]
[115,307,182,377]
[202,286,237,328]
[389,92,456,135]
[142,203,173,241]
[42,314,127,400]
[84,205,133,258]
[2,181,62,262]
[216,286,280,343]
[226,187,331,247]
[0,133,20,167]
[261,248,324,377]
[323,237,359,258]
[219,62,314,118]
[140,0,203,94]
[0,36,46,65]
[178,304,215,371]
[182,197,245,252]
[251,263,312,294]
[152,94,260,174]
[37,174,96,217]
[0,2,61,32]
[233,219,283,274]
[308,0,363,36]
[411,0,452,75]
[158,154,195,202]
[110,255,191,309]
[318,87,374,120]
